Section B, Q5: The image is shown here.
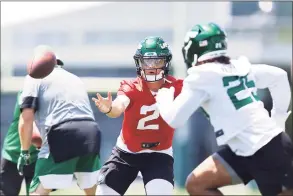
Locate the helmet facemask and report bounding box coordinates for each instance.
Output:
[136,57,170,82]
[133,36,172,82]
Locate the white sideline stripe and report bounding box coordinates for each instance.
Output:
[1,76,133,93]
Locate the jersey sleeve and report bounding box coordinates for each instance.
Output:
[251,64,291,114]
[117,80,136,109]
[184,66,217,92]
[19,75,41,112]
[157,75,209,129]
[116,95,131,109]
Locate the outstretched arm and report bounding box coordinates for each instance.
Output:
[156,84,209,129]
[92,92,129,118]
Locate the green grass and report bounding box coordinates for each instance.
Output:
[20,179,260,195]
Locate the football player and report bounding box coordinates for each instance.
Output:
[18,57,101,195]
[0,91,39,196]
[92,36,183,195]
[155,23,293,196]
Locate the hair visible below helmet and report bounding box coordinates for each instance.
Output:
[182,22,228,69]
[56,59,64,66]
[133,36,172,82]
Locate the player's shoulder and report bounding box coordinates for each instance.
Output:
[120,77,142,91]
[24,74,42,85]
[24,74,36,80]
[165,75,183,87]
[187,63,220,76]
[185,64,218,86]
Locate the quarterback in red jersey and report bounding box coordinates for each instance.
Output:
[92,36,182,195]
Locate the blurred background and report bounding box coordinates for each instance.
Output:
[1,1,292,195]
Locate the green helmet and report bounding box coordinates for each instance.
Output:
[182,22,228,69]
[134,36,172,82]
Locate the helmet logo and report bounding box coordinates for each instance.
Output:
[199,40,208,47]
[144,52,157,57]
[160,42,168,49]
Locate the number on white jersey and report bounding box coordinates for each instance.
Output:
[223,75,260,110]
[137,104,160,130]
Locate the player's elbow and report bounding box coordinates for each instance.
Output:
[273,68,290,89]
[19,114,33,135]
[275,67,288,78]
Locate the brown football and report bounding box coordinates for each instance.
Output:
[27,46,57,79]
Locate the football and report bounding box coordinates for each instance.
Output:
[27,45,57,79]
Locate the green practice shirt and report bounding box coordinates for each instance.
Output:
[2,91,39,163]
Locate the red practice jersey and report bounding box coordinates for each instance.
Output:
[117,76,183,152]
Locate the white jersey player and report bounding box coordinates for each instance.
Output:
[155,23,293,196]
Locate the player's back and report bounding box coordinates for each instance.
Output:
[186,58,282,155]
[35,67,95,129]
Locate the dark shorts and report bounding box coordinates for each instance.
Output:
[47,119,101,163]
[98,146,174,195]
[217,132,293,196]
[0,158,35,195]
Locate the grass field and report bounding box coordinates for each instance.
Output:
[20,178,261,195]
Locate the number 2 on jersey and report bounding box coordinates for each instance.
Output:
[137,104,160,130]
[223,75,260,110]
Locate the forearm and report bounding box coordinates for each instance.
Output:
[19,117,33,150]
[106,104,124,118]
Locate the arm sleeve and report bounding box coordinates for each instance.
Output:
[19,76,40,112]
[115,95,131,109]
[157,82,209,129]
[251,64,291,114]
[117,81,136,109]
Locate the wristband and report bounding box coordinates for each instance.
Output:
[105,106,112,114]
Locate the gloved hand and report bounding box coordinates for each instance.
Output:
[17,150,31,175]
[271,110,291,131]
